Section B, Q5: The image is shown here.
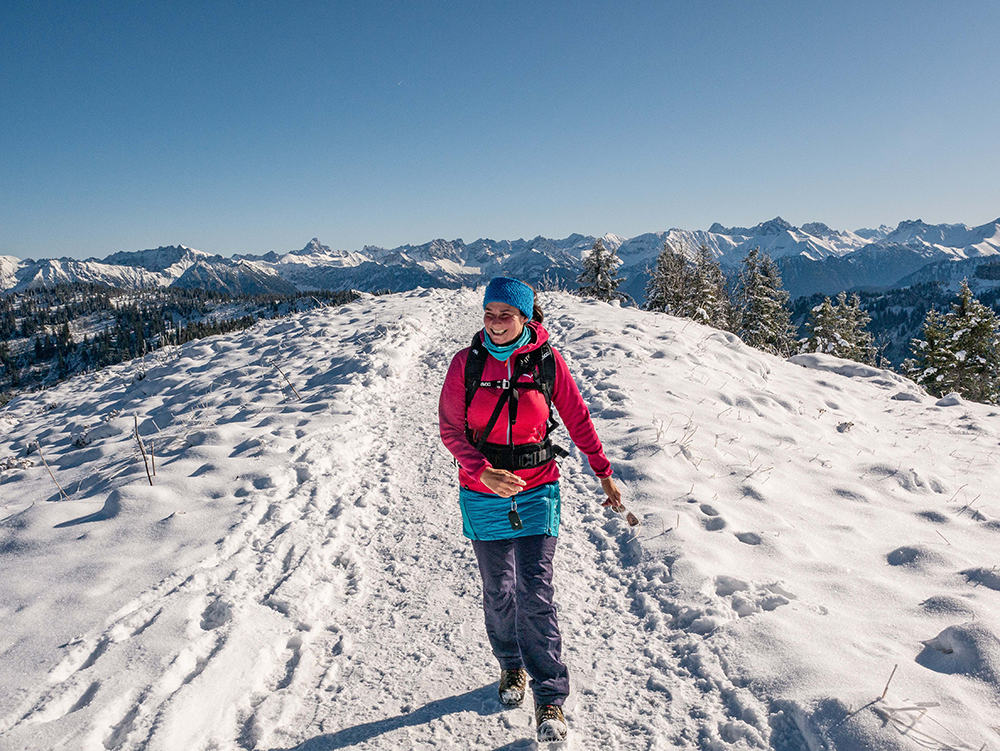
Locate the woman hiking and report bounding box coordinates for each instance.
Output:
[438,277,622,743]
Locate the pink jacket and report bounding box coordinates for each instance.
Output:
[439,322,612,494]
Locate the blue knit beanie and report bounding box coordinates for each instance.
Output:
[483,277,534,318]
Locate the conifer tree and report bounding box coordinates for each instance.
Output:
[801,297,841,355]
[906,281,1000,402]
[800,291,876,363]
[644,240,695,316]
[734,247,797,355]
[577,238,628,303]
[833,291,877,364]
[690,244,732,329]
[903,309,950,395]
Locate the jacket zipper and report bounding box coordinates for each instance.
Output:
[506,358,512,445]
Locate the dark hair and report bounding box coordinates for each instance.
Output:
[525,283,543,323]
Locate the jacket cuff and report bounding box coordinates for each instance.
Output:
[589,453,613,479]
[468,459,491,482]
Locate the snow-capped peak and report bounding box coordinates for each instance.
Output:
[600,233,627,251]
[293,238,333,256]
[751,217,795,236]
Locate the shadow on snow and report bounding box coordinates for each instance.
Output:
[265,684,525,751]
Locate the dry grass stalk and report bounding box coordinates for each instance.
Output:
[151,441,156,477]
[947,483,969,503]
[269,360,302,401]
[134,415,153,486]
[881,663,898,699]
[830,663,902,732]
[36,441,69,502]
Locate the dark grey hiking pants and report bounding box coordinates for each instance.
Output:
[471,534,570,706]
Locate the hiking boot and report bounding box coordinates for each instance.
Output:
[498,668,527,706]
[535,703,568,742]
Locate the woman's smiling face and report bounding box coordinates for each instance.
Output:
[483,302,528,346]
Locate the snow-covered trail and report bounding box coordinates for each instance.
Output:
[221,292,692,750]
[3,288,999,750]
[0,289,728,750]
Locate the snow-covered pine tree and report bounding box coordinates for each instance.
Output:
[907,281,1000,403]
[801,297,842,356]
[904,308,950,396]
[690,244,732,329]
[577,238,628,303]
[644,240,695,316]
[834,291,877,365]
[800,292,876,363]
[734,247,797,356]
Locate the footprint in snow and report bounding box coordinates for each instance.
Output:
[49,637,109,683]
[886,545,946,570]
[919,595,976,618]
[702,516,727,532]
[715,576,749,597]
[200,598,233,630]
[715,577,794,617]
[916,510,949,524]
[22,679,101,725]
[960,568,1000,591]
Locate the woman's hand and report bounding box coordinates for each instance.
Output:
[599,476,624,512]
[480,468,527,498]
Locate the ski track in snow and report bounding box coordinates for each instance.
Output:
[2,288,999,750]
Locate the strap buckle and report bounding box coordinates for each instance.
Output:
[500,378,510,390]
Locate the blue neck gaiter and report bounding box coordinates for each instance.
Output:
[482,326,531,362]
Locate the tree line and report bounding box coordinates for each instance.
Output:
[575,238,1000,405]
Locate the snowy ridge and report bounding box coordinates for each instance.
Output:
[883,220,1000,257]
[1,290,998,750]
[0,256,21,290]
[100,245,209,278]
[12,258,166,290]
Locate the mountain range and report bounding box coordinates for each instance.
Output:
[4,217,1000,302]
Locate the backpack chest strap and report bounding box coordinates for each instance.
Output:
[477,378,545,392]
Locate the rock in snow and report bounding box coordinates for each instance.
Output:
[0,289,998,750]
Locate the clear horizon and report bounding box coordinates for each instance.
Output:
[8,215,1000,264]
[3,1,999,261]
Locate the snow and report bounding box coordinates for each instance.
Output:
[0,256,23,289]
[1,288,999,750]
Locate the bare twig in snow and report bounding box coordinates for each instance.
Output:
[881,664,898,699]
[956,495,982,517]
[269,360,302,401]
[134,415,153,486]
[36,442,70,502]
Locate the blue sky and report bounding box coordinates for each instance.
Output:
[3,0,999,260]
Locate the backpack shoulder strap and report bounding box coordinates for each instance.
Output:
[510,342,559,430]
[464,332,488,410]
[515,343,555,402]
[537,342,556,406]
